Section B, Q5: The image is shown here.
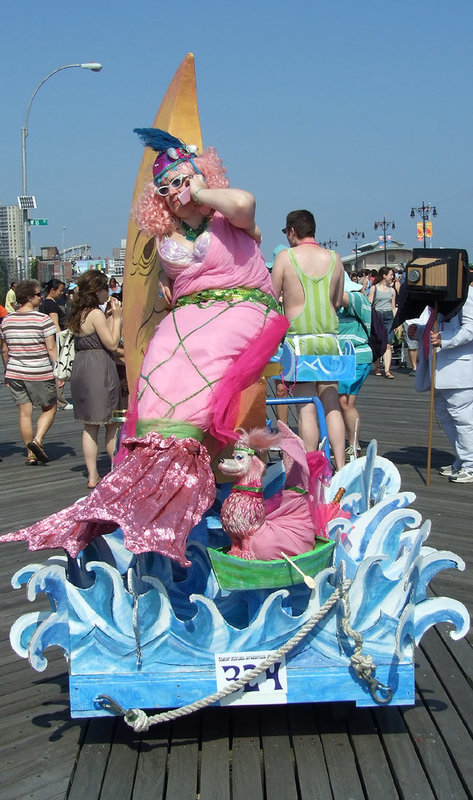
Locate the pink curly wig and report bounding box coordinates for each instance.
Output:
[133,147,229,238]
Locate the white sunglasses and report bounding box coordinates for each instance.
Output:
[156,174,189,197]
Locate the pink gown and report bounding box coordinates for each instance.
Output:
[134,213,286,440]
[1,213,288,566]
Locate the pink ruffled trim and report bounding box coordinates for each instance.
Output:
[210,311,289,445]
[1,432,216,567]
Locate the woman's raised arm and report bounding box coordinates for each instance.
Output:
[88,300,122,351]
[188,175,260,241]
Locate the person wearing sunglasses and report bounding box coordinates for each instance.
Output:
[2,130,288,565]
[0,279,59,465]
[272,210,346,470]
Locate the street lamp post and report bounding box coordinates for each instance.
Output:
[374,216,395,269]
[347,230,365,272]
[21,62,102,278]
[410,202,437,249]
[320,239,338,250]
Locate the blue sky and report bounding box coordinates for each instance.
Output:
[1,0,471,263]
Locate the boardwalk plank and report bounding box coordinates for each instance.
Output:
[401,691,468,800]
[165,715,200,800]
[433,624,473,686]
[132,724,170,800]
[420,628,473,736]
[1,761,74,800]
[260,706,298,800]
[231,706,264,800]
[67,718,116,800]
[99,722,140,800]
[374,707,436,800]
[315,704,365,800]
[287,704,333,800]
[200,708,230,800]
[345,707,399,799]
[1,735,80,788]
[414,646,473,793]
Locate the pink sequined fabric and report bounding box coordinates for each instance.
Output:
[2,215,287,565]
[0,432,216,567]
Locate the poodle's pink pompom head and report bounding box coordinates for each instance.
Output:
[236,427,282,453]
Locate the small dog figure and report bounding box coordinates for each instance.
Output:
[219,428,278,558]
[219,424,320,561]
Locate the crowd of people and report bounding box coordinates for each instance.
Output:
[0,130,471,493]
[0,275,123,480]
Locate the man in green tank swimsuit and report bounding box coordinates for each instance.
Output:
[271,210,346,470]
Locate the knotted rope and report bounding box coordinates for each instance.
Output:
[97,562,393,730]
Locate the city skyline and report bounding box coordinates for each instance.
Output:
[1,0,471,264]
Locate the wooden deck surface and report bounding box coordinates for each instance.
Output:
[0,366,472,800]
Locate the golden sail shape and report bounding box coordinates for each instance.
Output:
[123,53,267,448]
[123,53,203,392]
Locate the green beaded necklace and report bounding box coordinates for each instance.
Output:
[179,217,209,242]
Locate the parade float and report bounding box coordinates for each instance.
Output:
[4,55,470,732]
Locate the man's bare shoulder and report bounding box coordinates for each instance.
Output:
[293,244,337,275]
[273,248,291,267]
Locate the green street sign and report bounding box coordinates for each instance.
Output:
[29,219,48,226]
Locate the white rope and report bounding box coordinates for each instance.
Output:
[99,576,352,731]
[98,563,393,729]
[339,580,393,703]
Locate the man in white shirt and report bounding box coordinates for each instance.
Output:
[409,284,473,483]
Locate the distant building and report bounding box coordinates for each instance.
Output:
[342,239,412,273]
[0,205,24,281]
[110,238,126,277]
[75,259,107,274]
[41,246,60,261]
[37,247,74,285]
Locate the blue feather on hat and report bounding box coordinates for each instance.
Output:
[133,128,184,153]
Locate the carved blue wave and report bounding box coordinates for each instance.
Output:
[9,441,470,673]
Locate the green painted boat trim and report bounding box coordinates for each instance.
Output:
[207,538,336,591]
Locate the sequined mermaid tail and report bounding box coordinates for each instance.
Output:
[0,432,216,567]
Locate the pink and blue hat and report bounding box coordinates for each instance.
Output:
[134,128,200,186]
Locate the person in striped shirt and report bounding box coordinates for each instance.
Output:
[1,280,59,465]
[271,210,346,470]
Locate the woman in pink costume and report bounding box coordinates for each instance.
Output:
[1,130,288,566]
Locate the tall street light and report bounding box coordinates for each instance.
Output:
[320,239,338,250]
[20,62,102,278]
[347,230,365,272]
[374,216,395,269]
[410,202,437,249]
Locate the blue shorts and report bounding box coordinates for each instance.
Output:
[338,363,371,396]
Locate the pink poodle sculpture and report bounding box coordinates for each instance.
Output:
[219,422,334,561]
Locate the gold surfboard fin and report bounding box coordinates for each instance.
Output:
[123,53,203,392]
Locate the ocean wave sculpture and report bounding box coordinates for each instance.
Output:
[9,441,469,716]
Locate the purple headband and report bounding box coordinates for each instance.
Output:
[133,128,201,186]
[152,145,200,185]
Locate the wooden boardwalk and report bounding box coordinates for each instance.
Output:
[0,368,472,800]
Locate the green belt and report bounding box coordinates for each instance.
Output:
[135,418,204,441]
[231,484,263,494]
[175,286,282,315]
